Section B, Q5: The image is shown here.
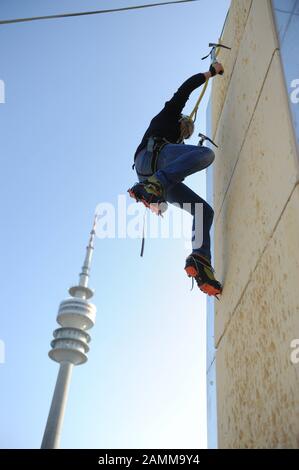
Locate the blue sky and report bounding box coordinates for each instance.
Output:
[0,0,229,449]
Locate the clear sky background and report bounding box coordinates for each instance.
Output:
[0,0,229,449]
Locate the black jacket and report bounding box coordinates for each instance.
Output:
[134,73,206,159]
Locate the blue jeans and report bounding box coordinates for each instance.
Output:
[134,144,215,261]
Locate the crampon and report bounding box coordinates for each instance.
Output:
[184,253,223,299]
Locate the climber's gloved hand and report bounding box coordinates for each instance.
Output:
[209,62,224,76]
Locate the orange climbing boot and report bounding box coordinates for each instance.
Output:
[184,253,222,298]
[128,175,168,216]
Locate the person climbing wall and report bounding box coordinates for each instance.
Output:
[128,62,224,298]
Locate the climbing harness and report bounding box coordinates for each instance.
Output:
[132,136,169,177]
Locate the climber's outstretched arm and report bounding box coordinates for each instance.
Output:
[157,62,224,119]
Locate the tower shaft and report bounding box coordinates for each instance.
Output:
[41,362,73,449]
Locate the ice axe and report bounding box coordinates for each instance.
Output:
[198,132,218,148]
[201,42,231,75]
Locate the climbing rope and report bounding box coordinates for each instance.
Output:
[0,0,201,26]
[188,6,231,123]
[189,43,222,122]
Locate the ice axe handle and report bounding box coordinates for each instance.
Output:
[210,42,231,75]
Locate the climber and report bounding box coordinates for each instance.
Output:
[128,63,224,298]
